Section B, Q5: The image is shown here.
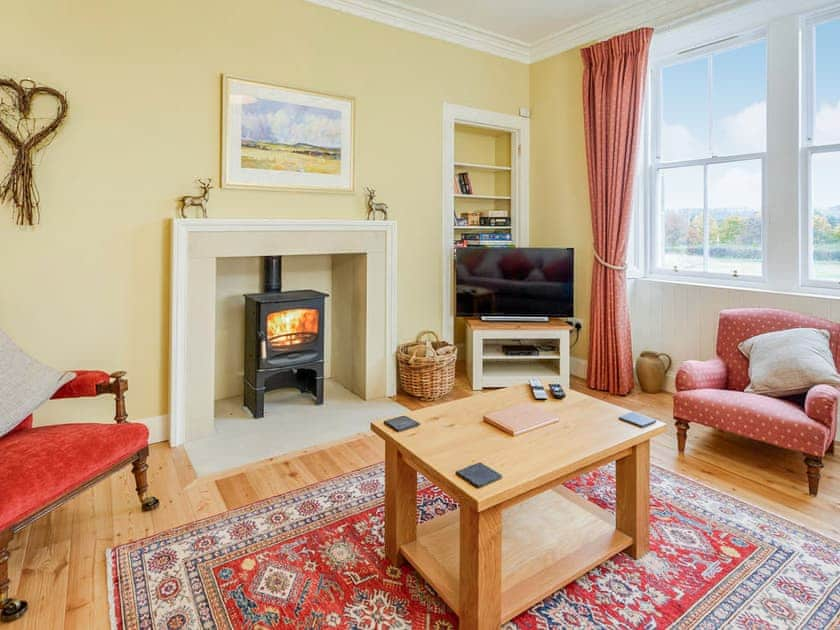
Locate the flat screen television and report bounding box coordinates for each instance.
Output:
[455,247,574,318]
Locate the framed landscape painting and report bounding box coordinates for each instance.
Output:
[222,76,354,192]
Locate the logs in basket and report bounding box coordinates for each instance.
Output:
[397,331,457,400]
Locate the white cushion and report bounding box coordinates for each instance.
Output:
[0,329,74,437]
[738,327,840,397]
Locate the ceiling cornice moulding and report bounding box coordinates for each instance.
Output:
[306,0,755,64]
[305,0,532,63]
[530,0,749,62]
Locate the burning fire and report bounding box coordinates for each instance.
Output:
[266,308,319,349]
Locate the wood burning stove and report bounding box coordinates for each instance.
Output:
[243,256,328,418]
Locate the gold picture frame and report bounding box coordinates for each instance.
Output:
[221,75,354,192]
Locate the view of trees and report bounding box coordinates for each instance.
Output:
[663,209,762,260]
[664,207,840,267]
[812,210,840,261]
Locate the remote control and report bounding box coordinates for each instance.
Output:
[528,378,548,401]
[548,383,566,399]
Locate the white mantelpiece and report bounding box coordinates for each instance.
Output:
[169,218,397,446]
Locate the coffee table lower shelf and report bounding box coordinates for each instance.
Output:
[400,486,632,624]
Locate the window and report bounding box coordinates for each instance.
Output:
[651,39,767,279]
[640,4,840,295]
[805,16,840,285]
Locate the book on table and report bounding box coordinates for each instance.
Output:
[483,402,559,436]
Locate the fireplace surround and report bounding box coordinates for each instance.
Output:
[243,256,328,417]
[169,219,397,446]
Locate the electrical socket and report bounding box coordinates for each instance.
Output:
[565,317,583,330]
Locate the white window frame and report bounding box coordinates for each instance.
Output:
[801,7,840,290]
[626,97,649,279]
[635,0,840,297]
[646,32,769,286]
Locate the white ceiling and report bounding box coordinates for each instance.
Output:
[306,0,750,63]
[393,0,630,44]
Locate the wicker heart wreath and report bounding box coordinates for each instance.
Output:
[0,79,68,226]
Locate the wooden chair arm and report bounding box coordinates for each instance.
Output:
[95,371,128,423]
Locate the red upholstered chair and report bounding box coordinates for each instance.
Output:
[673,308,838,496]
[0,370,158,622]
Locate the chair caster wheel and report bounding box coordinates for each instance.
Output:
[142,496,160,511]
[1,598,28,622]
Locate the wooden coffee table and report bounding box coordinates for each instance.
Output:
[371,385,666,630]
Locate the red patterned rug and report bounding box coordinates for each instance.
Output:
[108,463,839,629]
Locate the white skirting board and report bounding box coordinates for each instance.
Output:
[570,356,588,380]
[664,371,678,394]
[138,415,169,444]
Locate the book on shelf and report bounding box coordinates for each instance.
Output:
[456,172,473,195]
[459,211,482,225]
[454,240,515,248]
[457,231,510,245]
[480,216,511,226]
[462,232,511,241]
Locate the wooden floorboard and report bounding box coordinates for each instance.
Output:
[7,373,839,629]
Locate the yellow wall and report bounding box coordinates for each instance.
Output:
[529,48,591,361]
[0,0,529,425]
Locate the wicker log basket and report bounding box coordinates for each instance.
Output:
[397,331,457,401]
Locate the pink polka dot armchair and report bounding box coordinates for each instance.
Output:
[673,308,838,496]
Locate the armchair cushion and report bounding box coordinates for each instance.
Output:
[0,422,149,532]
[674,389,832,457]
[51,370,111,399]
[805,384,839,430]
[675,357,728,391]
[0,329,75,438]
[738,328,840,397]
[716,308,840,391]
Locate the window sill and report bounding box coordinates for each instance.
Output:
[633,275,840,301]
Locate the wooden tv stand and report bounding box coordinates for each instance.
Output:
[465,318,571,390]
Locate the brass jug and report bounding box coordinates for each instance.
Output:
[636,351,672,393]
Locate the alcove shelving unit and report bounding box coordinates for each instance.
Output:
[442,104,530,345]
[452,125,513,250]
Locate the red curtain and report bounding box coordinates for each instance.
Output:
[581,28,653,395]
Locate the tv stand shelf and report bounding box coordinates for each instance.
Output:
[483,343,562,360]
[465,319,571,390]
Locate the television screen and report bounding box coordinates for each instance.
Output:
[455,247,574,318]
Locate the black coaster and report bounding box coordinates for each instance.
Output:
[618,411,656,428]
[456,463,502,488]
[384,415,420,432]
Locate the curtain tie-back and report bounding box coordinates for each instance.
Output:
[593,248,626,271]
